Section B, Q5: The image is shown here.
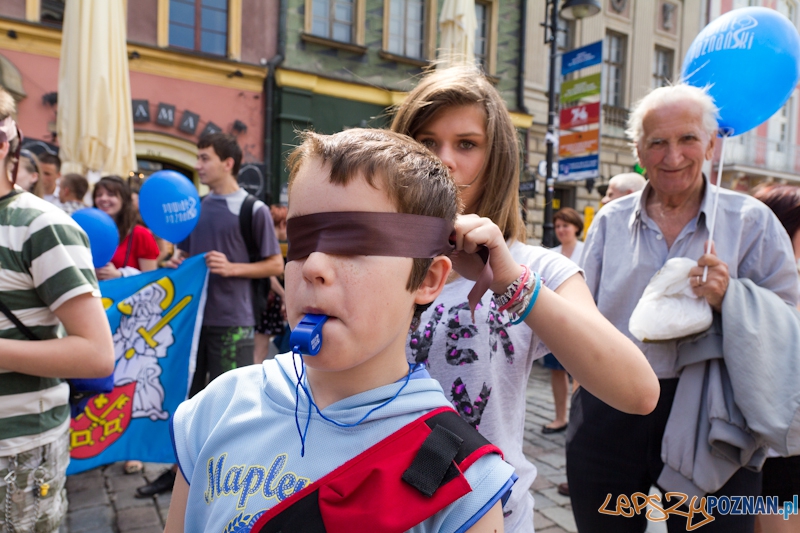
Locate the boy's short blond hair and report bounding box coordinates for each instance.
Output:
[287,129,459,320]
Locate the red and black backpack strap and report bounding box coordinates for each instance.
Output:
[250,407,503,533]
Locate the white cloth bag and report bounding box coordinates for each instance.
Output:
[628,257,713,342]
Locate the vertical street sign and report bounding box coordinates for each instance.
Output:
[559,130,600,158]
[561,40,603,76]
[559,102,601,129]
[558,40,602,182]
[558,155,599,181]
[560,73,602,104]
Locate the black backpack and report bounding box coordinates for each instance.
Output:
[239,194,270,325]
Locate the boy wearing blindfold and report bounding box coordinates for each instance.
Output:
[164,129,514,533]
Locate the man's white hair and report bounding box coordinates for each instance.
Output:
[609,172,646,194]
[626,84,719,159]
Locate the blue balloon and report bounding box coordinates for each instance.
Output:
[682,7,800,136]
[72,208,119,268]
[139,170,201,243]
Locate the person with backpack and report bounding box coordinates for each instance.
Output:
[136,133,283,498]
[0,88,115,532]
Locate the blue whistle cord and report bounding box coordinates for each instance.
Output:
[291,347,415,457]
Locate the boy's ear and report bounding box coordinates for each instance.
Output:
[413,255,452,306]
[223,156,236,175]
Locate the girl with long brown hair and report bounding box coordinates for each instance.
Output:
[392,66,658,532]
[92,175,160,280]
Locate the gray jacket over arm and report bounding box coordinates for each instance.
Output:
[658,278,800,498]
[581,179,800,499]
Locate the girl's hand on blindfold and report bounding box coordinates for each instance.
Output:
[452,214,524,294]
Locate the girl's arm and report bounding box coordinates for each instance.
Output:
[163,473,188,533]
[270,276,286,298]
[453,215,659,415]
[527,274,658,415]
[138,258,158,272]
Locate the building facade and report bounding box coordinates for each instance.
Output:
[522,0,706,243]
[0,0,278,195]
[0,0,533,207]
[270,0,532,203]
[707,0,800,193]
[522,0,800,244]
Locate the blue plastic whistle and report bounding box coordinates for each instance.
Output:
[290,314,328,355]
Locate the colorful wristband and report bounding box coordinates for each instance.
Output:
[511,271,541,325]
[499,266,529,314]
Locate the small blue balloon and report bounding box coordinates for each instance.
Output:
[139,170,201,243]
[682,7,800,136]
[72,208,119,268]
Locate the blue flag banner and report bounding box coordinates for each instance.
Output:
[67,255,208,475]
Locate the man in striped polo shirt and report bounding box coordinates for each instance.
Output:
[0,89,114,532]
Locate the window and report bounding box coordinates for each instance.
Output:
[778,0,796,23]
[602,31,627,108]
[311,0,355,42]
[777,97,793,152]
[40,0,65,26]
[169,0,228,56]
[474,2,489,68]
[653,47,673,89]
[473,0,498,74]
[387,0,425,58]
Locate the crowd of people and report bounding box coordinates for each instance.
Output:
[0,62,798,533]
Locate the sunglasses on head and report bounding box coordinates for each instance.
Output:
[19,149,39,174]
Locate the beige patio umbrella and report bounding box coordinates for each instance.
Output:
[57,0,136,179]
[437,0,477,68]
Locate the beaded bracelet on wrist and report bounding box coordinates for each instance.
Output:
[510,271,541,325]
[493,265,529,310]
[491,265,542,324]
[498,267,529,314]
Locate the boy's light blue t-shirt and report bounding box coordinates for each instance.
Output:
[171,352,516,533]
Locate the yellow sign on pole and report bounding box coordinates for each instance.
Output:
[583,206,595,238]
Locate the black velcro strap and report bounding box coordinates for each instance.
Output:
[402,424,463,497]
[424,410,491,464]
[254,488,327,533]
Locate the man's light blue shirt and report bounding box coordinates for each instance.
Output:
[581,176,799,378]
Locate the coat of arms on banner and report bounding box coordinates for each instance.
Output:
[70,383,136,459]
[67,255,208,474]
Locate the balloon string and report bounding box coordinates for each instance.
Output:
[702,133,728,283]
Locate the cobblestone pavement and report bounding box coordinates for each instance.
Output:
[61,362,664,533]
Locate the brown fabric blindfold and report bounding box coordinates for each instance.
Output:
[287,212,454,261]
[287,211,492,319]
